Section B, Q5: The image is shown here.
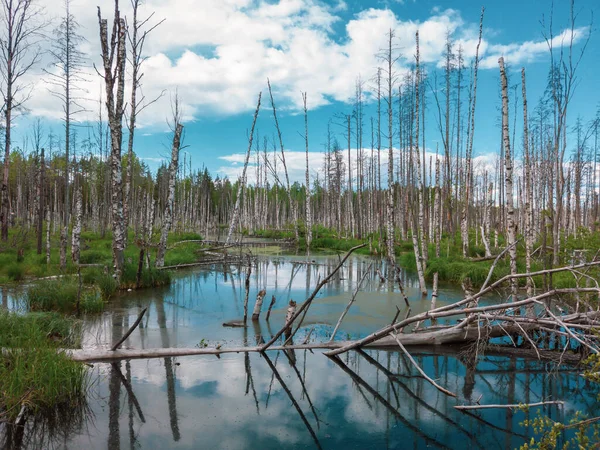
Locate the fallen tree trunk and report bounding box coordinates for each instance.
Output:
[64,318,591,363]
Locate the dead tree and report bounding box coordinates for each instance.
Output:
[381,29,399,263]
[302,92,312,250]
[499,57,518,302]
[225,92,261,245]
[97,1,127,280]
[46,0,87,266]
[155,102,184,268]
[522,67,534,311]
[0,0,44,241]
[123,0,164,232]
[461,7,484,257]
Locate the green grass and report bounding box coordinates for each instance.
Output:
[6,262,25,281]
[0,311,88,419]
[27,279,104,314]
[119,263,172,289]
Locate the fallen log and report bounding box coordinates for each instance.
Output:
[64,319,591,363]
[325,287,600,356]
[455,401,564,411]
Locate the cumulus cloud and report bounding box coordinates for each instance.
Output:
[215,147,502,189]
[21,0,588,127]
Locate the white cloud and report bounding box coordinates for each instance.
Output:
[16,0,590,127]
[479,26,589,69]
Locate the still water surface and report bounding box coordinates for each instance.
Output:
[2,255,598,449]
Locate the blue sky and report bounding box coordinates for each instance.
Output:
[14,0,600,183]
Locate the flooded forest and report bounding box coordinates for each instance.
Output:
[1,0,600,449]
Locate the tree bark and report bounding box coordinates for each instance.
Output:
[499,57,518,302]
[156,123,184,267]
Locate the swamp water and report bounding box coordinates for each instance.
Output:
[2,255,599,449]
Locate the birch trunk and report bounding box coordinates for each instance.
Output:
[414,31,427,281]
[481,172,492,257]
[71,175,82,265]
[303,93,312,250]
[98,7,127,280]
[431,155,441,309]
[156,123,183,267]
[46,206,51,264]
[522,68,535,316]
[36,147,45,255]
[252,289,266,321]
[461,7,484,257]
[385,30,395,264]
[499,57,518,302]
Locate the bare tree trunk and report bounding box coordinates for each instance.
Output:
[71,171,82,265]
[36,147,45,254]
[303,93,312,250]
[461,7,485,257]
[156,123,184,268]
[522,68,534,313]
[46,204,51,264]
[414,31,427,289]
[98,4,127,280]
[252,289,266,321]
[499,57,518,302]
[432,155,442,309]
[481,172,492,257]
[226,93,261,245]
[385,30,396,264]
[60,227,67,269]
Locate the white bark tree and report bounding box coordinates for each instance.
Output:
[499,57,518,302]
[98,1,127,280]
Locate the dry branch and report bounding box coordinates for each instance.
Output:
[390,332,457,398]
[260,244,366,352]
[111,308,147,351]
[329,263,372,342]
[455,401,564,411]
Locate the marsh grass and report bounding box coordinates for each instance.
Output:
[0,228,203,290]
[0,312,88,420]
[27,280,103,314]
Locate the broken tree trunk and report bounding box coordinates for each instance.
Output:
[155,123,184,268]
[252,289,266,321]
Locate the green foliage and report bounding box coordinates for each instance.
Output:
[520,353,600,449]
[0,312,87,419]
